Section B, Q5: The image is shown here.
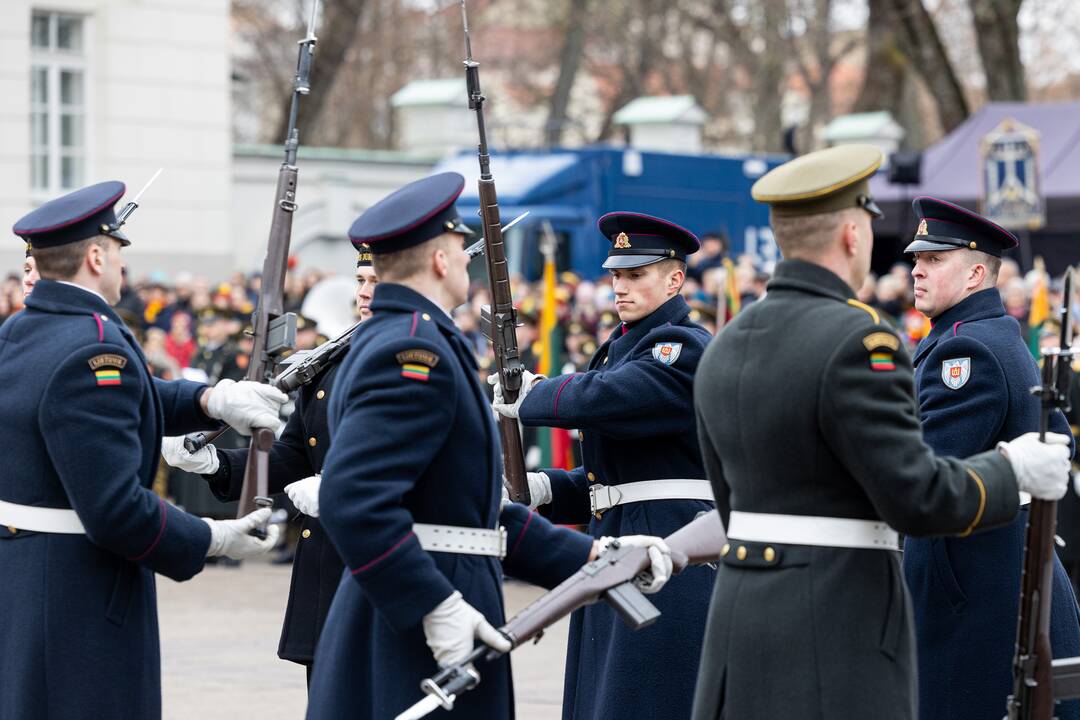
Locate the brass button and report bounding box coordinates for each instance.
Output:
[301,529,312,539]
[308,437,317,447]
[721,543,730,556]
[763,547,776,562]
[587,472,596,482]
[422,313,431,321]
[6,525,16,535]
[736,545,747,561]
[316,390,326,400]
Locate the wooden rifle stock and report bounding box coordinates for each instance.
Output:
[397,510,727,719]
[234,3,320,518]
[460,0,529,505]
[1007,266,1075,719]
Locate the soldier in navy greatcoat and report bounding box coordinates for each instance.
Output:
[901,196,1080,720]
[0,182,287,720]
[491,211,715,720]
[690,145,1073,720]
[305,173,674,720]
[161,244,380,684]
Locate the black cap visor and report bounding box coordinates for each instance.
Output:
[102,227,131,247]
[857,194,884,220]
[602,254,670,270]
[904,235,969,254]
[445,217,475,237]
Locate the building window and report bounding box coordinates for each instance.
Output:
[31,11,87,194]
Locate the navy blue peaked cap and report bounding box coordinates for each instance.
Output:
[904,196,1018,257]
[348,172,474,255]
[13,181,130,249]
[598,211,700,269]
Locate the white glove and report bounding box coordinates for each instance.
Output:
[285,474,321,517]
[421,591,511,668]
[161,435,220,474]
[596,535,673,594]
[998,432,1073,501]
[488,371,545,419]
[206,379,288,436]
[202,507,280,559]
[503,471,552,510]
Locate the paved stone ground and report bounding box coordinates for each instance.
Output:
[159,561,568,719]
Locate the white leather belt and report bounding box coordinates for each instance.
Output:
[0,500,85,535]
[414,523,506,559]
[589,479,714,517]
[727,511,899,551]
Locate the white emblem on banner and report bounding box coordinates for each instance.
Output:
[652,342,682,366]
[941,357,971,390]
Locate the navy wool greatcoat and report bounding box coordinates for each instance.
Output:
[205,361,344,666]
[0,280,217,720]
[518,294,716,720]
[903,288,1080,720]
[306,283,593,720]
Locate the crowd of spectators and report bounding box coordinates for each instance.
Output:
[0,239,1071,388]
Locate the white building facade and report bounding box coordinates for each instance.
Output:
[1,0,233,276]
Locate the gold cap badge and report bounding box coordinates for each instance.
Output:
[614,232,631,249]
[916,219,928,236]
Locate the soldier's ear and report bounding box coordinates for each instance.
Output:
[841,221,859,257]
[967,261,987,290]
[86,242,105,275]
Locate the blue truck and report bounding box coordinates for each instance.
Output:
[435,146,787,281]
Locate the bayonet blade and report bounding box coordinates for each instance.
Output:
[460,0,473,61]
[305,0,320,40]
[130,167,163,206]
[393,694,443,720]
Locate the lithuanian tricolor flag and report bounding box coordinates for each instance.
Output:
[95,369,121,386]
[400,363,430,382]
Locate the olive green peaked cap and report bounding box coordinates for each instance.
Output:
[752,144,885,219]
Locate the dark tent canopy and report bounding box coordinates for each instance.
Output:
[870,101,1080,275]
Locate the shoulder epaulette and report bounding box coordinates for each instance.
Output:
[845,298,881,325]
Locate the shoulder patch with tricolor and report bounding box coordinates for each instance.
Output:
[88,353,126,386]
[941,357,971,390]
[651,342,682,366]
[397,348,439,382]
[862,331,898,371]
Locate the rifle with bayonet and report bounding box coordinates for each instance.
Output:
[1006,266,1076,720]
[272,227,510,392]
[459,0,530,506]
[395,509,728,720]
[183,1,321,526]
[182,212,521,451]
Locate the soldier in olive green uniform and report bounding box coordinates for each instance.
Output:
[690,145,1073,720]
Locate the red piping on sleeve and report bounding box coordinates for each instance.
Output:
[409,311,419,337]
[352,531,415,574]
[552,374,577,418]
[93,313,104,342]
[508,510,535,559]
[952,321,963,336]
[130,498,168,562]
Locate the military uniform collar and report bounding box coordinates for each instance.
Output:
[767,259,856,303]
[913,288,1004,367]
[618,294,691,339]
[369,282,459,335]
[24,278,122,323]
